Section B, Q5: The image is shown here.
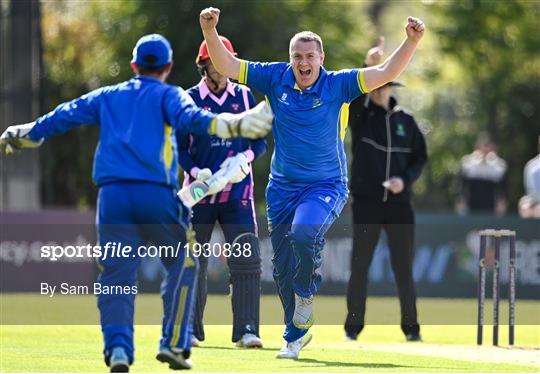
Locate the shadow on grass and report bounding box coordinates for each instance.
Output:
[293,358,411,369]
[199,345,275,352]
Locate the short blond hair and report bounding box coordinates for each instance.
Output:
[289,31,324,54]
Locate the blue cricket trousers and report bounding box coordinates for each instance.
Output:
[96,181,198,365]
[266,179,348,342]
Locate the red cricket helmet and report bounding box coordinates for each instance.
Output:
[196,36,237,64]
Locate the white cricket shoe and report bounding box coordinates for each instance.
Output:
[292,294,314,329]
[235,333,263,348]
[276,332,312,359]
[190,336,200,347]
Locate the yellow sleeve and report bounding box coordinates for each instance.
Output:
[238,60,249,85]
[357,70,369,94]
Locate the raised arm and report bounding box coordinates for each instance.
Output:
[363,17,425,92]
[0,90,101,154]
[199,7,241,80]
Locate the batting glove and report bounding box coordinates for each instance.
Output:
[213,101,273,139]
[191,167,213,182]
[0,122,43,155]
[220,153,250,184]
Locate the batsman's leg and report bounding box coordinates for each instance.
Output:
[228,233,262,344]
[190,205,217,343]
[191,256,208,343]
[220,199,262,344]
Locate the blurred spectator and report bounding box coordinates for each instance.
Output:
[456,134,508,216]
[519,137,540,218]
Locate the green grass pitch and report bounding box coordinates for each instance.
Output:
[1,294,539,372]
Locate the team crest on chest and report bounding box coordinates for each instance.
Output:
[396,123,406,137]
[231,103,240,112]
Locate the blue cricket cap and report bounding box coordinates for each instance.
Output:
[131,34,173,67]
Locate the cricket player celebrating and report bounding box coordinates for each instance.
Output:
[199,7,425,359]
[0,34,272,372]
[177,36,266,348]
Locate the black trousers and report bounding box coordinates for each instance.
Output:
[345,195,419,337]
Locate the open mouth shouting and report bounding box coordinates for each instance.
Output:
[299,68,312,78]
[295,66,314,88]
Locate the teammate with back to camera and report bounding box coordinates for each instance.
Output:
[176,36,266,349]
[199,6,425,359]
[0,34,272,372]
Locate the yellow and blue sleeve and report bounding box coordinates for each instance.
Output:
[357,70,369,94]
[238,60,249,85]
[237,61,285,96]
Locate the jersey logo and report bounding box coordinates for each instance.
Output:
[278,93,289,105]
[318,195,332,204]
[231,103,240,112]
[396,123,406,137]
[312,98,322,108]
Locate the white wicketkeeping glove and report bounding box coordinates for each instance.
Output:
[220,153,250,184]
[214,101,273,139]
[0,122,43,155]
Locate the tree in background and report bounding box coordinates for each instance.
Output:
[39,0,372,209]
[39,0,539,213]
[423,0,540,211]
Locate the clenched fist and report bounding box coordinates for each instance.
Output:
[405,16,425,43]
[200,7,220,31]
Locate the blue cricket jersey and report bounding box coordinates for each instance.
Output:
[28,76,215,188]
[238,61,368,185]
[177,79,267,203]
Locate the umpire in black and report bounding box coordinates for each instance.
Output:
[344,38,427,341]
